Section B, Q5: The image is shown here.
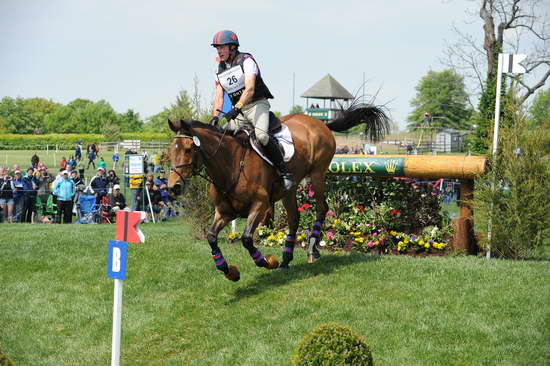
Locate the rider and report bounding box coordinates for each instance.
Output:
[210,30,296,191]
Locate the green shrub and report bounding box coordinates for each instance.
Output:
[0,346,15,366]
[473,110,550,259]
[291,323,373,366]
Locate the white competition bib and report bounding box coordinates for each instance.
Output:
[217,65,245,94]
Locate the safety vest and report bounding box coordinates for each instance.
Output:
[216,52,274,106]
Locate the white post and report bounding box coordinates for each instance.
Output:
[231,220,236,235]
[111,279,123,366]
[145,186,155,223]
[486,53,504,259]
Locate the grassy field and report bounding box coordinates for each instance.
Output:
[1,220,548,365]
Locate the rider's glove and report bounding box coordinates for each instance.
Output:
[223,106,242,122]
[209,116,219,126]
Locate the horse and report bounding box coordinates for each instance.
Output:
[167,102,390,281]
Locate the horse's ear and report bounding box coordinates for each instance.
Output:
[168,119,179,132]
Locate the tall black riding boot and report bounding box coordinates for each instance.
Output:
[265,137,296,191]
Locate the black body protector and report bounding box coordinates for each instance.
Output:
[216,52,274,105]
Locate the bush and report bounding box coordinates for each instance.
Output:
[473,111,550,259]
[177,175,214,239]
[291,322,373,366]
[0,346,15,366]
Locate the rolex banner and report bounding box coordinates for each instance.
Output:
[328,156,405,176]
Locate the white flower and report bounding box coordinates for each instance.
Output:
[319,240,326,247]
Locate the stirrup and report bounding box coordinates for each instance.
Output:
[282,174,296,191]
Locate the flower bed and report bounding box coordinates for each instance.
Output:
[245,177,455,255]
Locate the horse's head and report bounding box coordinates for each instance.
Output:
[167,119,201,196]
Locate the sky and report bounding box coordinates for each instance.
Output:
[1,0,485,130]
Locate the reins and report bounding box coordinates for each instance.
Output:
[171,132,247,211]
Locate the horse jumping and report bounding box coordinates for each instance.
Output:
[167,103,390,281]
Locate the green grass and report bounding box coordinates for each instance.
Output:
[1,220,549,365]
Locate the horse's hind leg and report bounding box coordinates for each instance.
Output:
[280,189,299,269]
[242,202,279,270]
[208,209,240,281]
[307,170,330,263]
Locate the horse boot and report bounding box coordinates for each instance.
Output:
[265,137,296,191]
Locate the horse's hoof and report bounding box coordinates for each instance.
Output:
[307,253,317,264]
[224,265,240,281]
[264,254,279,269]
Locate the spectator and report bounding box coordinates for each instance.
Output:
[60,156,67,170]
[154,170,170,205]
[87,150,96,170]
[53,170,75,224]
[21,167,38,223]
[112,152,120,170]
[36,166,54,215]
[31,153,40,169]
[67,156,77,171]
[106,169,120,191]
[89,167,108,203]
[11,171,24,222]
[75,142,82,161]
[108,184,127,215]
[144,181,165,220]
[152,152,161,173]
[77,159,85,183]
[98,157,107,171]
[0,167,14,223]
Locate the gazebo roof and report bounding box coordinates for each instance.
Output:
[301,74,354,100]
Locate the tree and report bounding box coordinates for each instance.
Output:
[290,105,304,114]
[0,97,61,134]
[43,98,120,134]
[444,0,549,102]
[144,90,194,133]
[118,109,143,132]
[529,88,550,127]
[407,69,472,131]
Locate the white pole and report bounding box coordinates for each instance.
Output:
[145,186,155,223]
[487,53,504,259]
[231,220,236,235]
[111,279,123,366]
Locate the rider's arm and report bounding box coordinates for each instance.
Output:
[236,74,256,109]
[213,84,224,116]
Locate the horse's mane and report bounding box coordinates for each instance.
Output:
[181,120,249,146]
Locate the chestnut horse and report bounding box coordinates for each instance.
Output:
[167,103,390,281]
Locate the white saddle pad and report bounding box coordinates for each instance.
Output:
[250,124,295,165]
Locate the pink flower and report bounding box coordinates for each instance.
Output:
[367,241,375,248]
[327,211,334,217]
[308,189,315,198]
[373,232,378,236]
[327,231,334,240]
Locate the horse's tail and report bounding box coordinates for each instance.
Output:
[325,102,391,142]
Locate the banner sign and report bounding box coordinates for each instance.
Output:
[127,155,144,174]
[328,156,405,176]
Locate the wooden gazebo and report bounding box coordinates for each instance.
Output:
[301,74,354,121]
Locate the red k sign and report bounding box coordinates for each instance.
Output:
[115,211,147,243]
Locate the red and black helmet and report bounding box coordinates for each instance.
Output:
[211,30,239,47]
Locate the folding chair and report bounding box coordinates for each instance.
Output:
[76,194,99,224]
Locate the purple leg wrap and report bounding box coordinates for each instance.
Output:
[284,234,296,251]
[310,220,323,239]
[212,252,226,269]
[251,250,266,265]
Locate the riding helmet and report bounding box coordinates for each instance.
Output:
[211,30,239,47]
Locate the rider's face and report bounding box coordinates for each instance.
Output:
[215,45,231,62]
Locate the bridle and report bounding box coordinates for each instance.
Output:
[170,134,196,182]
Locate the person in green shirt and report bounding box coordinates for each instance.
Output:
[98,157,107,170]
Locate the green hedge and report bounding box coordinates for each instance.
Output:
[0,133,168,150]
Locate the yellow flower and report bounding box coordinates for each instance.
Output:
[424,243,430,248]
[354,237,365,243]
[404,239,410,244]
[398,241,403,245]
[390,231,397,236]
[297,235,304,241]
[419,240,425,245]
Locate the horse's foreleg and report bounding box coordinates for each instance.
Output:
[280,189,299,268]
[242,203,279,270]
[307,172,330,263]
[207,210,240,281]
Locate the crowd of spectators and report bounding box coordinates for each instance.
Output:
[0,147,176,224]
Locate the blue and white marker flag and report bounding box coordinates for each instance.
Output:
[107,240,128,280]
